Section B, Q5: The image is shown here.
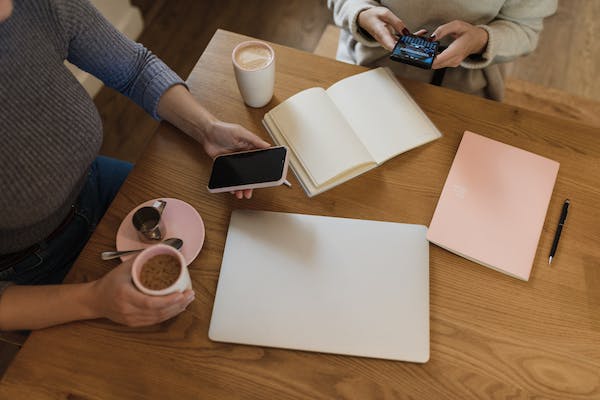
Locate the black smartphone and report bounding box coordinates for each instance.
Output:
[207,146,289,193]
[390,35,439,69]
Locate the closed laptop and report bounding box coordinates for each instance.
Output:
[427,131,559,281]
[209,210,430,362]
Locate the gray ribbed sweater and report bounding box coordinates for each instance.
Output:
[0,0,183,254]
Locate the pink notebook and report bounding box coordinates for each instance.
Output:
[427,131,559,281]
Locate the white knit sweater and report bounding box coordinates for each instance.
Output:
[328,0,557,100]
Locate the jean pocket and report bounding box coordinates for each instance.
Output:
[6,251,45,284]
[74,205,95,232]
[0,266,16,281]
[4,205,96,285]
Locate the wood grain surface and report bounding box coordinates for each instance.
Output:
[504,78,600,128]
[510,0,600,102]
[1,30,599,400]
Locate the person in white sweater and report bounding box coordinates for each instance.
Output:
[328,0,557,100]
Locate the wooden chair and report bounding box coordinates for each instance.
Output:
[315,25,600,127]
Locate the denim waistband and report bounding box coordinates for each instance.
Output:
[0,205,76,271]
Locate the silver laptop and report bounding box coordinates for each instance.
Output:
[209,210,430,362]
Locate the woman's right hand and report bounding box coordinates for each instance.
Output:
[357,7,407,51]
[90,260,195,327]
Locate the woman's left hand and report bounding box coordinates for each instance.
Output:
[203,120,271,199]
[430,20,489,69]
[156,84,272,199]
[202,120,270,159]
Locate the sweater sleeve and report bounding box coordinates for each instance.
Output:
[327,0,382,47]
[52,0,185,120]
[462,0,558,69]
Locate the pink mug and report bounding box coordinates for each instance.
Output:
[131,244,191,296]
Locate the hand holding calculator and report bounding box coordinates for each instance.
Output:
[390,35,439,69]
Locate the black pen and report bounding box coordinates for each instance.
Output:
[549,199,570,265]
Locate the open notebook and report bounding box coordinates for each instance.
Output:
[209,210,430,363]
[427,131,560,281]
[263,67,442,196]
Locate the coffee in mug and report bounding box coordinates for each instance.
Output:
[232,41,275,108]
[132,244,192,296]
[139,254,181,291]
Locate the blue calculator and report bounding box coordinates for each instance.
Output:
[390,35,439,69]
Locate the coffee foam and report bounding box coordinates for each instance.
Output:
[235,45,272,71]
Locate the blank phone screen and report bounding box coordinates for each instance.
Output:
[208,147,287,189]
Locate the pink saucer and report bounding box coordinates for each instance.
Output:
[116,198,205,265]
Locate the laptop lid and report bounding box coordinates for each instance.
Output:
[209,210,430,362]
[427,131,559,280]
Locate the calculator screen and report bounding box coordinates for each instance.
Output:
[391,35,438,69]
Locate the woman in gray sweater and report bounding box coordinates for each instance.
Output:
[329,0,558,100]
[0,0,269,330]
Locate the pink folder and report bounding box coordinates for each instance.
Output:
[427,131,559,281]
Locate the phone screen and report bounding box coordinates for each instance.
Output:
[390,35,438,69]
[208,146,287,190]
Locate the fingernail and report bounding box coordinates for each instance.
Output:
[185,292,195,301]
[430,33,436,38]
[402,28,410,36]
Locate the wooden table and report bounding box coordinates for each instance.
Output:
[1,30,599,399]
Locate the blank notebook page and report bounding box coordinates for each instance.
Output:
[326,67,442,163]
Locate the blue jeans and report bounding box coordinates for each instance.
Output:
[0,156,132,285]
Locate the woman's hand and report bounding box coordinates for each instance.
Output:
[157,85,272,199]
[202,120,271,199]
[357,7,408,51]
[90,260,195,327]
[202,120,271,159]
[431,20,489,69]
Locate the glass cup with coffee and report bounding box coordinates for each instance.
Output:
[131,244,191,296]
[232,40,275,108]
